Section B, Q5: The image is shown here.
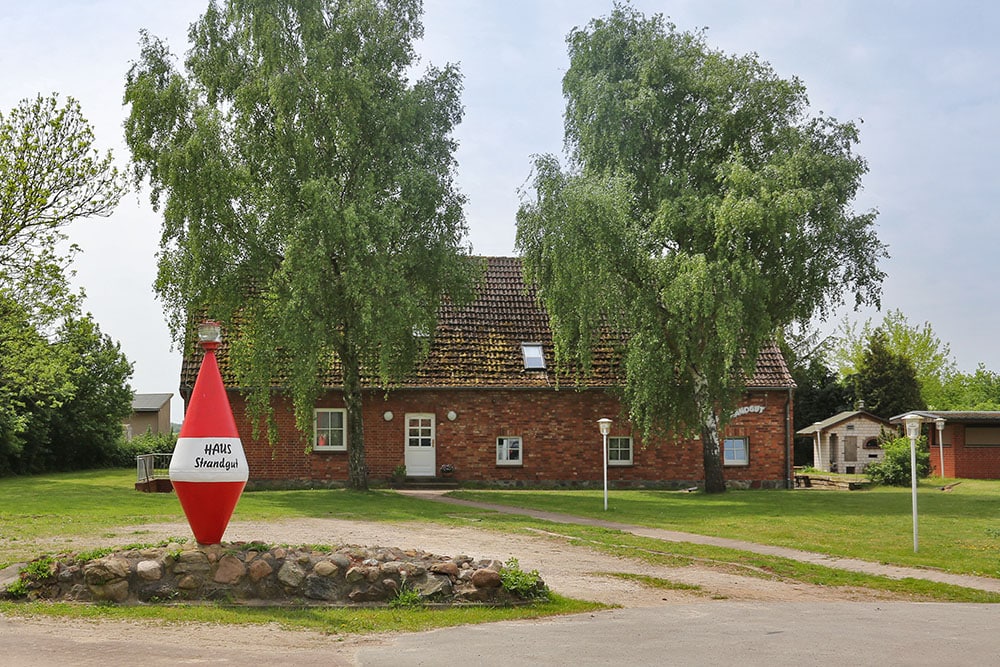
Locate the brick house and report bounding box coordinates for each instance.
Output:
[180,257,796,489]
[890,411,1000,479]
[796,410,891,474]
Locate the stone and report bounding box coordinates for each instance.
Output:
[471,568,502,589]
[329,553,351,570]
[88,579,130,603]
[430,561,459,578]
[416,574,452,599]
[213,554,246,585]
[84,557,129,585]
[304,574,339,601]
[312,560,338,577]
[174,550,211,574]
[277,560,306,589]
[136,560,162,581]
[3,542,545,608]
[248,558,274,582]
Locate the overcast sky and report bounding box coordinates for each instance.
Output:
[3,1,998,420]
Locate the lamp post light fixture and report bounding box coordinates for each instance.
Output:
[901,413,923,553]
[597,418,612,511]
[935,417,946,479]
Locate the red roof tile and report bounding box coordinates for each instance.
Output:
[181,256,793,391]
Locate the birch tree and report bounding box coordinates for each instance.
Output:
[516,5,886,492]
[125,0,476,489]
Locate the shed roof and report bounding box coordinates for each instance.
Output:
[889,411,1000,426]
[180,256,794,392]
[796,410,890,437]
[131,393,173,412]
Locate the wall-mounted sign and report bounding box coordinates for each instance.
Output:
[731,405,766,419]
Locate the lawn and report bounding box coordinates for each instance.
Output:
[451,479,1000,578]
[3,468,1000,616]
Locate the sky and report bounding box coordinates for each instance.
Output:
[2,1,999,421]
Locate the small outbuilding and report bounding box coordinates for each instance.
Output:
[890,411,1000,479]
[125,393,173,440]
[797,410,891,474]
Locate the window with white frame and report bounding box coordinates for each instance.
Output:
[521,343,545,370]
[608,436,633,465]
[314,408,347,450]
[497,436,522,465]
[723,437,749,466]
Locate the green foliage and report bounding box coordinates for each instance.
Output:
[20,556,56,581]
[937,365,1000,410]
[516,5,885,492]
[389,581,424,608]
[0,94,126,317]
[108,431,177,468]
[44,316,134,471]
[499,557,548,600]
[833,309,956,408]
[5,578,28,598]
[780,326,854,465]
[0,302,133,475]
[124,0,478,491]
[851,329,925,419]
[865,435,931,486]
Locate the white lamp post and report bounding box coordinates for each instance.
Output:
[935,417,946,479]
[597,418,612,511]
[901,413,922,553]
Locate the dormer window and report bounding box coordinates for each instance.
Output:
[521,343,545,370]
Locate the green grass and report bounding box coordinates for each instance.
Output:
[3,468,1000,623]
[0,594,599,632]
[450,480,1000,578]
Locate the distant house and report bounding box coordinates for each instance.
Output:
[890,411,1000,479]
[180,257,797,489]
[126,393,173,440]
[796,410,891,474]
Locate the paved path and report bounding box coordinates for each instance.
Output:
[398,489,1000,594]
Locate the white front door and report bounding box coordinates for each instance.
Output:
[404,413,436,477]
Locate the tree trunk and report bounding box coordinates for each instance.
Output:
[693,369,726,494]
[341,343,368,491]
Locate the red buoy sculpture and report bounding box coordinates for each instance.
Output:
[170,320,249,544]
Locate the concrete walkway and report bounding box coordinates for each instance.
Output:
[397,489,1000,594]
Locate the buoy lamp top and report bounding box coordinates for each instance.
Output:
[198,320,222,350]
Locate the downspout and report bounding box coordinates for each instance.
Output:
[786,388,794,489]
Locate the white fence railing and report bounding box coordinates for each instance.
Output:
[136,453,173,483]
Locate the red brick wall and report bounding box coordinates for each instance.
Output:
[945,425,1000,479]
[225,387,792,489]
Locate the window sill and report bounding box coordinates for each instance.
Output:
[496,462,523,467]
[313,446,347,453]
[608,462,633,467]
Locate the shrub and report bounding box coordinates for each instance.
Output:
[108,431,177,467]
[499,557,548,600]
[389,580,424,608]
[866,435,931,486]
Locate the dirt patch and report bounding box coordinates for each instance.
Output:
[51,517,891,607]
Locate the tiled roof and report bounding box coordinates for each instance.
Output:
[181,256,793,391]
